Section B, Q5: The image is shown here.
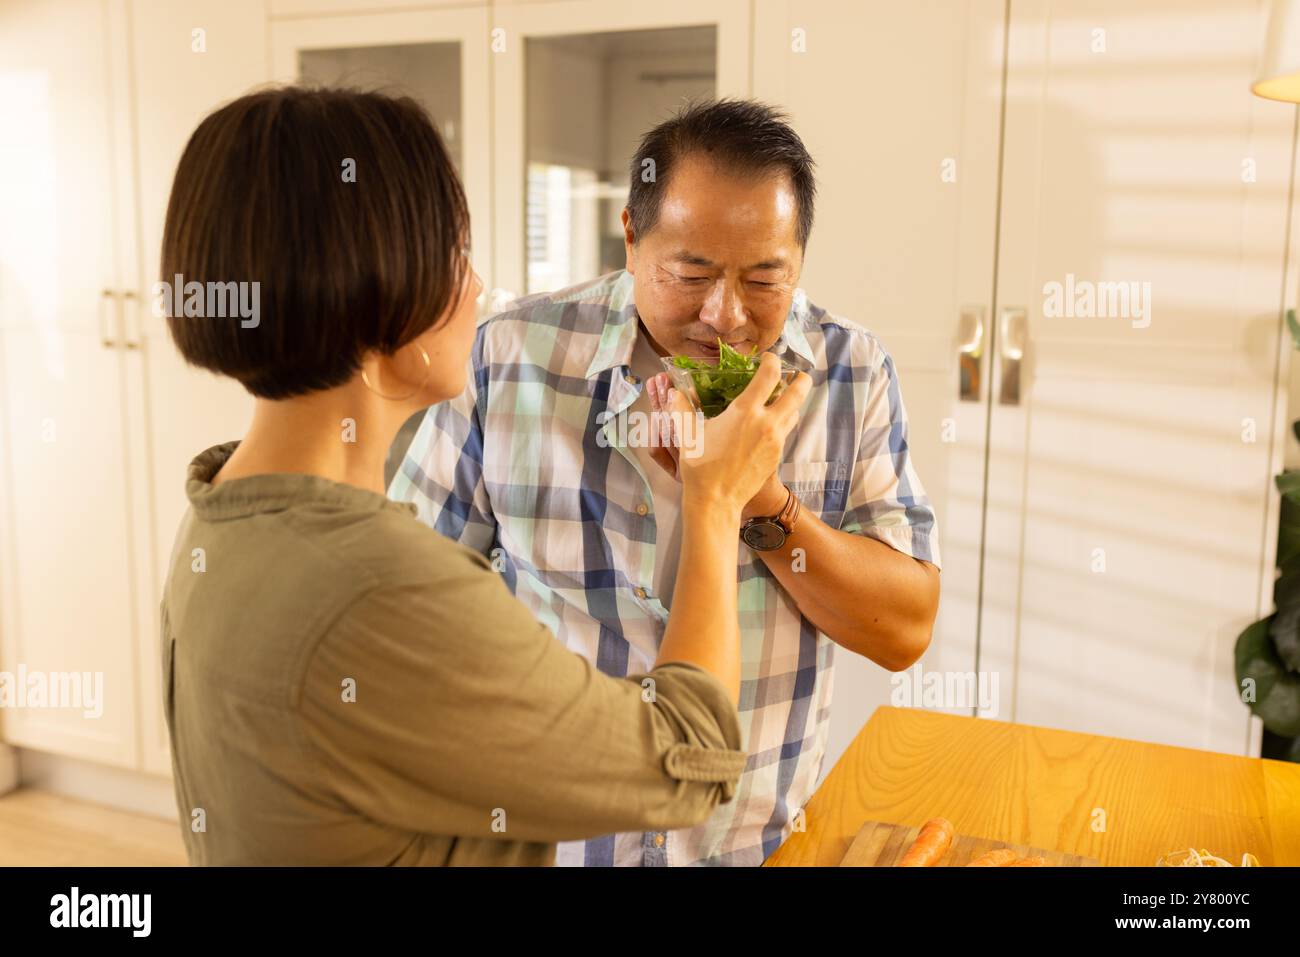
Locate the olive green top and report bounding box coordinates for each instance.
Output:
[161,442,747,865]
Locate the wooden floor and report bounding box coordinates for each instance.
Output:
[0,788,187,866]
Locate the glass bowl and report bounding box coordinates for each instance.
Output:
[658,356,801,419]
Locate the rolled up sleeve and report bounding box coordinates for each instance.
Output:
[295,547,747,845]
[839,344,942,569]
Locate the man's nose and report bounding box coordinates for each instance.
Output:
[699,280,746,336]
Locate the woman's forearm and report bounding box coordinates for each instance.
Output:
[653,493,742,704]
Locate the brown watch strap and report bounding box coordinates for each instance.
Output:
[776,486,801,535]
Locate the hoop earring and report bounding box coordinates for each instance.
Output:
[361,343,432,401]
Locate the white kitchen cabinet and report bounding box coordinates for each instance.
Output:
[981,0,1299,755]
[0,0,144,767]
[0,0,122,339]
[0,0,266,774]
[0,323,141,766]
[753,0,1298,762]
[751,0,1007,771]
[489,0,752,297]
[268,4,493,483]
[270,5,493,295]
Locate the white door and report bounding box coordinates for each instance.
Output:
[0,329,141,767]
[751,0,1008,771]
[982,0,1299,755]
[0,0,140,767]
[0,0,120,339]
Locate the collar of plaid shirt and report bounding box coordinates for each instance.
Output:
[393,269,940,867]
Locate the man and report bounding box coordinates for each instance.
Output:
[390,99,941,866]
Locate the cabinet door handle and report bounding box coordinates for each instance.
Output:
[121,291,140,349]
[998,306,1027,405]
[99,289,116,348]
[957,305,985,401]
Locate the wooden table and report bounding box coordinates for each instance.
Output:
[765,706,1300,867]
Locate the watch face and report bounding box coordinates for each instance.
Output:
[742,520,786,551]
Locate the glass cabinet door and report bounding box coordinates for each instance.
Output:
[522,26,717,295]
[491,0,752,298]
[271,8,490,485]
[298,42,464,169]
[271,7,490,286]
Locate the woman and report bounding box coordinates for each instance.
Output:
[159,87,809,865]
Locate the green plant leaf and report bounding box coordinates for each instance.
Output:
[1261,728,1300,762]
[672,338,762,417]
[1288,308,1300,351]
[1275,473,1300,570]
[1236,617,1300,737]
[1279,534,1300,584]
[1270,578,1300,672]
[1276,469,1300,503]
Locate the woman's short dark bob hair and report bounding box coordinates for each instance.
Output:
[161,86,470,399]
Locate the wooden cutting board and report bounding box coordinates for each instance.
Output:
[839,820,1101,867]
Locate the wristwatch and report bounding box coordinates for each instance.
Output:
[740,486,800,551]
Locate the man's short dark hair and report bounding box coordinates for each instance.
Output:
[626,98,817,249]
[161,87,470,400]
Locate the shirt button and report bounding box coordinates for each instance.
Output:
[634,586,648,600]
[635,502,649,516]
[654,833,665,847]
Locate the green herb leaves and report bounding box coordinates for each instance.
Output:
[671,338,762,418]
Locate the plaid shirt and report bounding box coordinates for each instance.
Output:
[390,269,940,866]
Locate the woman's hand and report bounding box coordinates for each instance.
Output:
[662,353,810,519]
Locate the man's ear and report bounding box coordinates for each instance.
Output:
[621,207,636,274]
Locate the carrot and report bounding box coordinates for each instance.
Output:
[898,817,955,867]
[966,848,1019,867]
[1007,856,1047,867]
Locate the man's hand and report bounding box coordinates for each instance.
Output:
[646,372,682,480]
